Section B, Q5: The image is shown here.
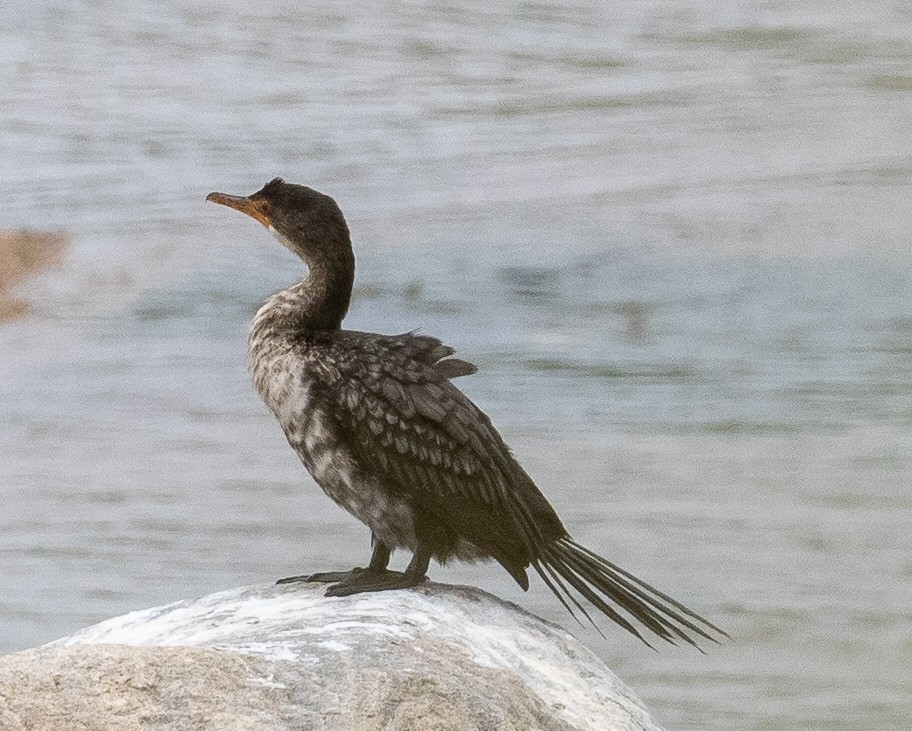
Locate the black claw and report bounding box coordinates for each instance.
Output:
[276,574,310,585]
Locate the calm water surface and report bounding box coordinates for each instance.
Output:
[2,2,911,729]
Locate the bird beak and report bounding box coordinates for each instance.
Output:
[206,191,272,228]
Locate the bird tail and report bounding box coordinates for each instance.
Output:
[531,537,728,649]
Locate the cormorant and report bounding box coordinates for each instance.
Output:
[207,178,725,647]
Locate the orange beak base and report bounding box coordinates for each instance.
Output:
[206,192,272,228]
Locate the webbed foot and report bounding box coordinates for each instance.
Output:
[277,568,366,585]
[324,569,428,597]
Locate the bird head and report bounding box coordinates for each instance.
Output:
[206,178,351,265]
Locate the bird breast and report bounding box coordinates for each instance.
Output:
[246,310,418,550]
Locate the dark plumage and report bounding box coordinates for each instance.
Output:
[206,179,726,647]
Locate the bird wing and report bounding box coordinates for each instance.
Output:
[306,330,566,585]
[304,330,726,647]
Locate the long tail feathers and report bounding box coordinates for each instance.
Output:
[531,537,729,649]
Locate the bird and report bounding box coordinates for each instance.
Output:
[206,178,726,648]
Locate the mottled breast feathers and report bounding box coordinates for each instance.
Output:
[301,330,567,578]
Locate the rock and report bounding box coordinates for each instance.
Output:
[0,230,67,321]
[0,583,664,731]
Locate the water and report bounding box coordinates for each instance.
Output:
[2,1,911,728]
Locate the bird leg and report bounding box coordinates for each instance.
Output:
[324,544,431,597]
[276,539,392,585]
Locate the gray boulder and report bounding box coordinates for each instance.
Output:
[0,582,664,730]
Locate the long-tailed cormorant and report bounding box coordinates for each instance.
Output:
[206,178,725,647]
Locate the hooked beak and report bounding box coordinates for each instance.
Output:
[206,191,272,228]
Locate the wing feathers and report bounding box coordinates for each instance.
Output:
[305,330,723,647]
[436,358,478,379]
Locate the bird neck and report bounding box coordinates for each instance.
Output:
[255,222,355,337]
[294,252,354,332]
[252,243,354,340]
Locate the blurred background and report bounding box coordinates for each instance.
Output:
[2,1,911,729]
